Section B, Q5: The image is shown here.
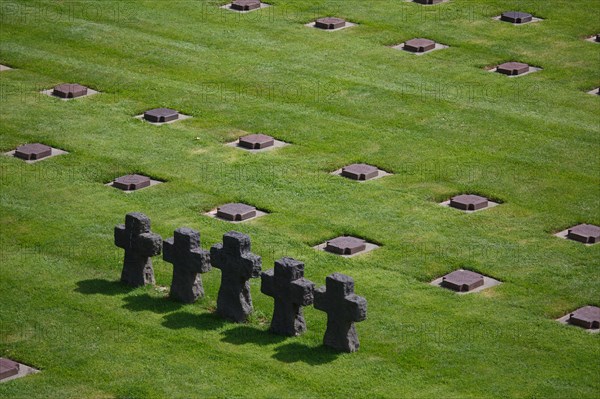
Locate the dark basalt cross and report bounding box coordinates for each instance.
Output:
[114,213,162,287]
[210,231,262,322]
[314,273,367,352]
[449,194,489,211]
[113,174,151,191]
[14,143,52,160]
[315,17,346,30]
[261,257,315,336]
[568,306,600,329]
[566,224,600,244]
[144,108,179,123]
[497,62,530,76]
[231,0,261,11]
[501,11,533,24]
[341,164,379,180]
[163,228,211,303]
[52,83,88,98]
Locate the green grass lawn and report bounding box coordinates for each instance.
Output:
[1,0,599,398]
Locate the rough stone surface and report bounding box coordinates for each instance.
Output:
[501,11,533,24]
[596,34,600,42]
[441,270,484,292]
[113,174,151,191]
[143,108,179,123]
[114,213,162,287]
[568,306,600,329]
[0,358,20,380]
[52,83,88,98]
[231,0,261,11]
[404,38,436,53]
[314,273,367,352]
[315,17,346,30]
[211,231,262,322]
[163,228,211,303]
[497,62,530,76]
[341,164,379,180]
[14,143,52,160]
[449,194,489,211]
[566,224,600,244]
[239,134,275,149]
[261,257,315,336]
[325,236,367,255]
[216,203,257,221]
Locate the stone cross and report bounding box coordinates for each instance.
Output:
[210,231,262,322]
[114,212,162,287]
[314,273,367,352]
[261,257,315,336]
[163,228,211,303]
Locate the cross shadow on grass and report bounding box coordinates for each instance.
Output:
[162,311,227,331]
[272,342,340,365]
[75,279,131,296]
[221,325,287,346]
[122,293,182,314]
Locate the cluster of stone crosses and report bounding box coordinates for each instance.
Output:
[115,212,368,353]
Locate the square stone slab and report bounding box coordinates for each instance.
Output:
[0,358,39,383]
[226,134,288,152]
[239,134,275,149]
[221,1,271,13]
[488,63,542,77]
[555,224,600,245]
[393,40,448,55]
[306,18,357,31]
[332,164,391,182]
[5,144,68,163]
[314,236,379,258]
[41,83,99,100]
[205,203,267,223]
[557,306,600,333]
[493,13,542,25]
[0,65,12,71]
[440,194,499,213]
[135,109,191,125]
[430,269,501,294]
[105,175,162,192]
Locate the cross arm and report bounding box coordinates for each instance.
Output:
[210,244,224,270]
[345,294,367,322]
[313,286,328,312]
[137,232,162,257]
[291,278,315,306]
[114,224,128,249]
[190,248,211,273]
[260,269,275,297]
[241,253,262,279]
[163,237,175,264]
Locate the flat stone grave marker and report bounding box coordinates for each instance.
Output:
[0,358,39,383]
[440,194,499,212]
[332,163,391,181]
[306,17,356,31]
[107,174,162,192]
[488,62,541,77]
[314,236,379,257]
[431,269,501,294]
[227,133,289,152]
[5,143,68,163]
[41,83,99,100]
[261,257,315,336]
[557,306,600,333]
[393,38,448,54]
[136,108,191,125]
[163,227,211,303]
[206,203,267,223]
[555,224,600,245]
[114,212,162,287]
[314,273,367,352]
[222,0,271,13]
[210,231,262,322]
[494,11,542,24]
[412,0,448,4]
